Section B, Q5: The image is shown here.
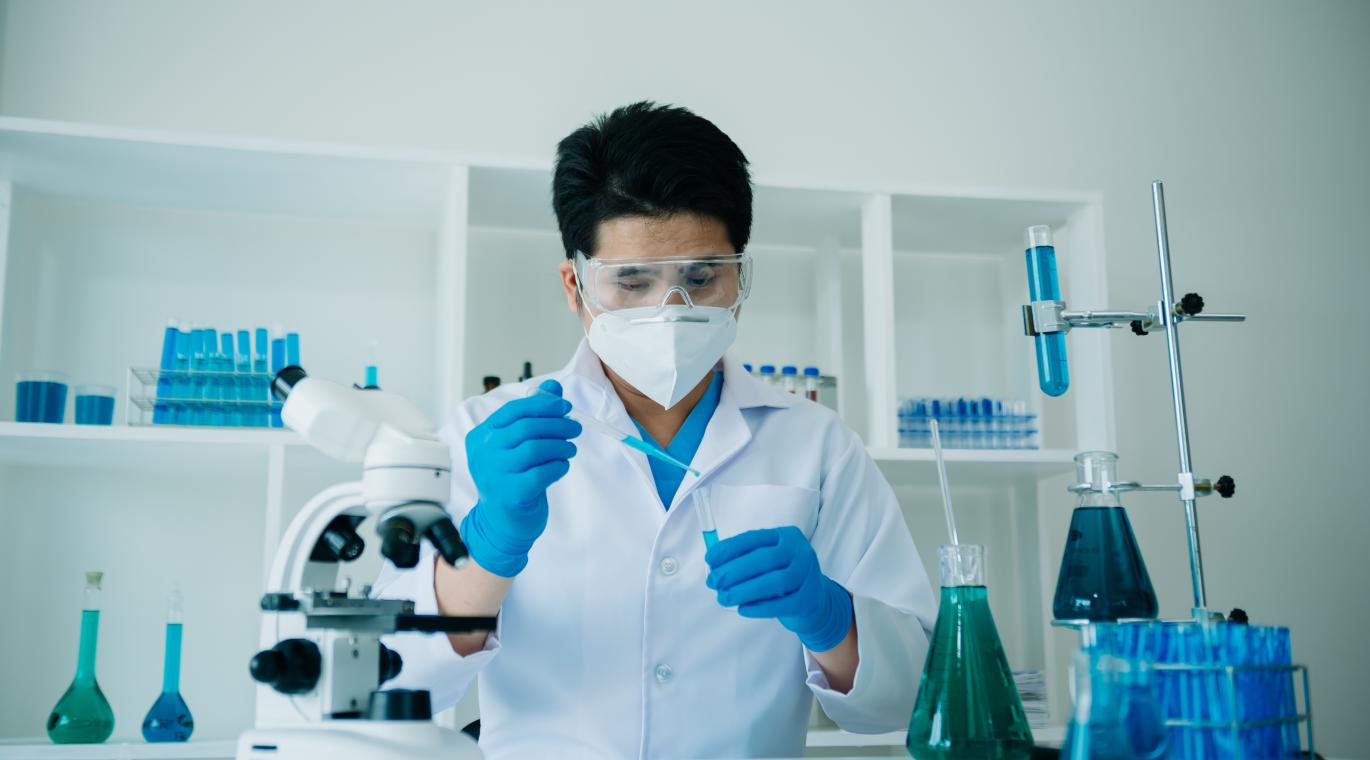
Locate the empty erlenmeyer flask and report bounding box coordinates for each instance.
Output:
[142,587,194,742]
[1052,452,1158,622]
[47,571,115,744]
[907,544,1034,759]
[1061,649,1137,759]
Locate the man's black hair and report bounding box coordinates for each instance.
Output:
[552,101,752,259]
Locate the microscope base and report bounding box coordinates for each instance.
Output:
[236,720,482,760]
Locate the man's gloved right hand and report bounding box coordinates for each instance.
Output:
[459,379,581,577]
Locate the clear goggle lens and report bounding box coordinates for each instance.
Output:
[577,252,752,313]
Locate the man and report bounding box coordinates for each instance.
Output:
[376,101,936,759]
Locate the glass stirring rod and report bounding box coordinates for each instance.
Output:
[538,389,701,476]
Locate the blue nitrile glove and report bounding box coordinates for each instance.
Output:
[705,526,854,652]
[459,379,581,577]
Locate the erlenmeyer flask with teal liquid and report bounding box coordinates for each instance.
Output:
[48,571,115,744]
[906,544,1034,759]
[142,587,195,742]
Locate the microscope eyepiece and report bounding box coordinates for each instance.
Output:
[425,517,469,568]
[378,517,421,569]
[272,365,308,401]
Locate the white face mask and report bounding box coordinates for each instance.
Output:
[585,303,737,409]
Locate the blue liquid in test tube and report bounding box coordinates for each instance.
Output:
[236,330,253,427]
[1025,225,1070,397]
[154,320,178,424]
[253,329,269,427]
[219,333,238,427]
[696,486,719,550]
[285,332,300,367]
[269,336,285,428]
[204,328,222,426]
[172,328,191,424]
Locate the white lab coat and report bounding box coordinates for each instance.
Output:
[374,341,936,759]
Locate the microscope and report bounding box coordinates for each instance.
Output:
[235,367,495,760]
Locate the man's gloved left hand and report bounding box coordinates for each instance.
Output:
[705,526,854,652]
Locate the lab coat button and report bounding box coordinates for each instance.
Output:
[659,557,679,575]
[654,663,674,683]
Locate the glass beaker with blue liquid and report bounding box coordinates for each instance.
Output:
[16,370,68,423]
[1053,452,1158,623]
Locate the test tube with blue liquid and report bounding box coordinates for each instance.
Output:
[189,327,210,425]
[1025,224,1069,396]
[154,320,178,424]
[218,333,237,426]
[236,330,253,426]
[253,329,270,427]
[204,328,224,426]
[696,486,718,550]
[269,333,286,428]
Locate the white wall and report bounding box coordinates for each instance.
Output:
[2,0,1367,752]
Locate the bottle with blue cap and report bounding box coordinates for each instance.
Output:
[780,365,799,395]
[757,364,776,387]
[802,367,820,403]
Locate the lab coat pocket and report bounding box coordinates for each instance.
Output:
[709,483,820,542]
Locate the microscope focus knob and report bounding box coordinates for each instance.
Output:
[249,639,321,695]
[1179,292,1205,316]
[1215,475,1236,498]
[379,643,404,684]
[367,689,433,721]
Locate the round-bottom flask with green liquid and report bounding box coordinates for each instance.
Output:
[48,571,115,744]
[907,545,1033,759]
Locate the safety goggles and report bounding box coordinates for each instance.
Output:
[575,251,753,314]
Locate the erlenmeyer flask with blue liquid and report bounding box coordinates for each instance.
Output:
[1053,451,1158,622]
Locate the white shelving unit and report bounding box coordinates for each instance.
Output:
[0,116,1113,743]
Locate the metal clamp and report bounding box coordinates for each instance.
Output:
[1022,300,1068,336]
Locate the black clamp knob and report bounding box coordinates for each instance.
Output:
[1130,320,1149,336]
[1215,475,1236,498]
[1179,292,1205,316]
[250,638,321,695]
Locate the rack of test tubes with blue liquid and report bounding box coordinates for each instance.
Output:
[126,322,300,428]
[896,397,1039,450]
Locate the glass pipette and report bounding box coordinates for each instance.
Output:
[538,390,701,476]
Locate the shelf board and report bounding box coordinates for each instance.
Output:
[0,117,453,225]
[869,446,1077,484]
[0,424,1074,482]
[0,740,236,760]
[0,422,303,470]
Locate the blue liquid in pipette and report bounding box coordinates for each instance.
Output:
[536,388,701,476]
[619,433,701,476]
[703,530,719,550]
